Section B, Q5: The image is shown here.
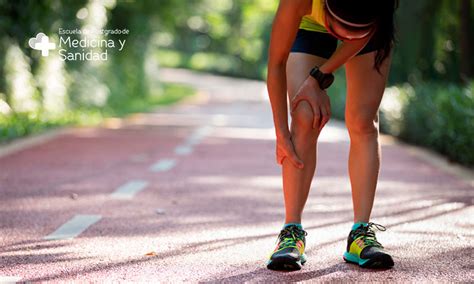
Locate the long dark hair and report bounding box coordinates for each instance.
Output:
[372,0,399,74]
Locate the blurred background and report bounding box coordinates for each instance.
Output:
[0,0,472,166]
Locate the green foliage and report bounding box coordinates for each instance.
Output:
[156,49,248,77]
[391,0,474,84]
[0,0,202,143]
[0,112,72,142]
[154,0,277,80]
[379,82,474,166]
[0,0,87,94]
[105,83,195,116]
[327,70,347,120]
[0,83,195,143]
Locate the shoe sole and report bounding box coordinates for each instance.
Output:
[343,252,394,269]
[266,254,307,271]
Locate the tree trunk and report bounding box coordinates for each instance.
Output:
[460,0,472,81]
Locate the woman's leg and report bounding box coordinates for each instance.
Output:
[344,51,392,223]
[283,52,327,224]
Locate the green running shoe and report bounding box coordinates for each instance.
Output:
[266,225,307,271]
[343,222,394,269]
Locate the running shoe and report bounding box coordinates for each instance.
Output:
[266,224,307,271]
[343,222,394,268]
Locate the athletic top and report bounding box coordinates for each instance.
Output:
[299,0,328,33]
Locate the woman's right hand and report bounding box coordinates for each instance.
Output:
[290,76,331,132]
[276,132,304,169]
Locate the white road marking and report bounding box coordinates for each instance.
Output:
[111,179,149,199]
[0,276,22,283]
[174,125,213,156]
[174,145,193,155]
[187,125,213,145]
[149,158,176,172]
[44,214,102,240]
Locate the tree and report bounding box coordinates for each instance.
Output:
[460,0,472,81]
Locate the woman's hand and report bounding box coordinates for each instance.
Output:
[290,76,331,132]
[276,132,304,169]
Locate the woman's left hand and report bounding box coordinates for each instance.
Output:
[290,76,331,132]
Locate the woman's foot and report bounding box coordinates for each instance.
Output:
[343,222,394,269]
[266,224,307,271]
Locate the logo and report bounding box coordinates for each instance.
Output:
[28,29,129,61]
[29,33,56,56]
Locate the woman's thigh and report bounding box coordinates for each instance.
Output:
[286,52,327,100]
[286,53,327,136]
[344,51,392,131]
[287,29,335,100]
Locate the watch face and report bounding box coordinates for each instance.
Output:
[322,76,334,89]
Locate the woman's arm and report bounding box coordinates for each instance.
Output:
[267,0,310,138]
[319,36,373,74]
[267,0,310,168]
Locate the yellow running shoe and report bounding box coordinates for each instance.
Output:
[343,222,394,269]
[266,225,307,271]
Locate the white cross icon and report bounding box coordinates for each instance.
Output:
[35,35,56,56]
[29,33,56,56]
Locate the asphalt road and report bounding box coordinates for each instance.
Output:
[0,68,473,282]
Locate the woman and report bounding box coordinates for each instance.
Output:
[266,0,398,271]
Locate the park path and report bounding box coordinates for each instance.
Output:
[0,68,473,282]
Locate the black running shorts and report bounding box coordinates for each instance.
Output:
[290,29,381,59]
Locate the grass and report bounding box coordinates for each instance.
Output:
[0,82,195,144]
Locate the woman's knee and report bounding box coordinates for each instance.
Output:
[345,111,379,136]
[291,100,320,137]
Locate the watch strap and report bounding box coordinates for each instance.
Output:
[309,67,334,89]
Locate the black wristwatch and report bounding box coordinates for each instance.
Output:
[309,67,334,89]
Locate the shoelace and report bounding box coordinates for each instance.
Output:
[353,222,386,248]
[275,226,307,248]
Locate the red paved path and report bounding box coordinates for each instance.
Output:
[0,68,473,282]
